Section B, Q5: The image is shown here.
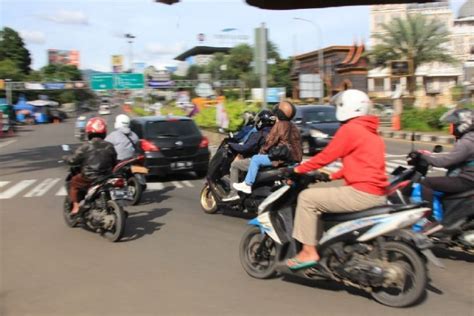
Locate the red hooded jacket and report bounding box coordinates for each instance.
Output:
[295,115,388,196]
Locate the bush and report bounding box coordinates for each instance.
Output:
[401,107,449,131]
[193,100,260,131]
[132,106,151,117]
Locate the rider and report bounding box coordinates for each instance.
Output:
[65,117,117,214]
[415,108,474,232]
[233,101,303,194]
[223,110,276,201]
[105,114,139,161]
[284,89,388,270]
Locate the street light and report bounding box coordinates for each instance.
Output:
[125,33,136,72]
[293,17,324,102]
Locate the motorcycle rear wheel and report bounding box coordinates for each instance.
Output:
[103,200,126,242]
[371,241,427,307]
[240,226,279,279]
[127,176,143,206]
[200,184,218,214]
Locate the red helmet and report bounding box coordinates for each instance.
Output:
[85,117,107,136]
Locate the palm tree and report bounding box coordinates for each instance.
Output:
[370,14,457,95]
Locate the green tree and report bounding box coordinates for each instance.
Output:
[0,58,24,80]
[0,27,32,74]
[186,64,205,80]
[40,64,83,81]
[370,14,456,95]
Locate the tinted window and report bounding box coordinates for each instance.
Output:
[130,121,143,138]
[304,109,337,123]
[145,120,199,138]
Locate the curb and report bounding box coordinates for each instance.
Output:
[379,130,455,144]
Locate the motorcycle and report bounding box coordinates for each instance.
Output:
[75,115,87,141]
[240,171,443,307]
[61,145,131,242]
[113,155,148,205]
[200,134,285,216]
[387,146,474,255]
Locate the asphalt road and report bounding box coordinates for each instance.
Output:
[0,111,473,316]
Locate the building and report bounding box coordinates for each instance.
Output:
[174,46,231,67]
[291,44,369,100]
[368,0,474,107]
[47,49,80,67]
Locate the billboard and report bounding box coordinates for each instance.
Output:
[390,60,411,77]
[299,74,322,99]
[48,49,80,67]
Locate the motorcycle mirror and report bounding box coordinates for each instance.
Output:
[229,132,234,139]
[218,128,225,134]
[433,145,443,153]
[61,144,70,152]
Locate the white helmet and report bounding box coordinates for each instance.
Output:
[114,114,131,129]
[331,89,371,122]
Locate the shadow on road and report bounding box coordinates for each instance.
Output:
[147,171,203,182]
[433,247,474,263]
[121,207,172,242]
[138,186,175,205]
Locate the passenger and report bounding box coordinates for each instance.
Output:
[233,101,302,194]
[105,114,139,161]
[234,111,256,143]
[284,90,388,270]
[223,110,276,201]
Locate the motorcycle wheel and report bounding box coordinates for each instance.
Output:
[103,200,126,242]
[371,241,427,307]
[127,176,143,206]
[200,184,218,214]
[239,226,279,279]
[63,196,78,228]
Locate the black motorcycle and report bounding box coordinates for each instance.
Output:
[200,135,285,216]
[387,146,474,255]
[240,171,443,307]
[113,155,148,205]
[61,146,130,242]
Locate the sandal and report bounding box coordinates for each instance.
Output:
[287,258,318,270]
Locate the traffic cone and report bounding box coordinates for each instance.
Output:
[392,115,401,131]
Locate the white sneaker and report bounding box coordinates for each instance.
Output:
[222,193,240,202]
[233,182,252,194]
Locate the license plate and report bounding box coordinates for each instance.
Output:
[171,161,193,170]
[131,165,149,174]
[111,189,132,200]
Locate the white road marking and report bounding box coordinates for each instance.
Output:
[171,181,183,188]
[385,154,408,158]
[0,180,36,199]
[182,180,194,187]
[0,181,10,189]
[0,139,17,149]
[147,182,164,191]
[56,186,67,196]
[24,178,61,197]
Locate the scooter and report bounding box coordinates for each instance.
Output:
[200,134,285,216]
[387,147,474,255]
[113,155,148,205]
[240,171,443,307]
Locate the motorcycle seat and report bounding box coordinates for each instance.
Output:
[321,203,425,222]
[443,189,474,200]
[254,169,282,185]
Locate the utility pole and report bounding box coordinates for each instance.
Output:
[125,33,136,72]
[259,23,267,109]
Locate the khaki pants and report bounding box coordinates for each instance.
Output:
[292,186,386,246]
[229,158,250,194]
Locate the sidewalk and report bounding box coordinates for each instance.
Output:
[378,126,455,144]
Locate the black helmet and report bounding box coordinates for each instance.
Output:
[255,110,276,130]
[440,108,473,138]
[273,101,296,121]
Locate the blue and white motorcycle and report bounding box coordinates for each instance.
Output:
[239,172,443,307]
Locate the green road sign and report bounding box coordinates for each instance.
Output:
[115,73,145,90]
[90,74,114,90]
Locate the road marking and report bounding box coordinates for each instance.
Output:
[0,139,17,149]
[56,186,67,196]
[0,181,10,189]
[0,180,36,199]
[147,182,164,191]
[24,178,61,197]
[385,154,408,158]
[171,181,183,188]
[392,159,445,172]
[182,180,194,187]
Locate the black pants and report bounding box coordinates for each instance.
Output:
[421,176,474,206]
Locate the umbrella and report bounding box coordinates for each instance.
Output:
[14,101,35,112]
[27,100,59,107]
[245,0,441,10]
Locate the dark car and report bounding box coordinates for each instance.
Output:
[293,105,340,155]
[130,116,210,177]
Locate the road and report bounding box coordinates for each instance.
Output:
[0,112,473,316]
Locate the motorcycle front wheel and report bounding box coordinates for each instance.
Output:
[103,200,126,242]
[200,183,218,214]
[240,226,279,279]
[371,241,427,307]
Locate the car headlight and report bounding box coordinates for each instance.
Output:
[310,129,329,138]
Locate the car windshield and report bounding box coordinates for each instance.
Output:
[145,120,199,138]
[304,110,337,123]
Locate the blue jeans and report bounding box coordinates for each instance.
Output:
[244,154,272,185]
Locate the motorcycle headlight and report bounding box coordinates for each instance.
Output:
[310,129,329,139]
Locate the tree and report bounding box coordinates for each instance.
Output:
[370,14,457,95]
[0,58,24,81]
[0,27,32,74]
[39,64,83,81]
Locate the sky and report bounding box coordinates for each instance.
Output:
[0,0,467,71]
